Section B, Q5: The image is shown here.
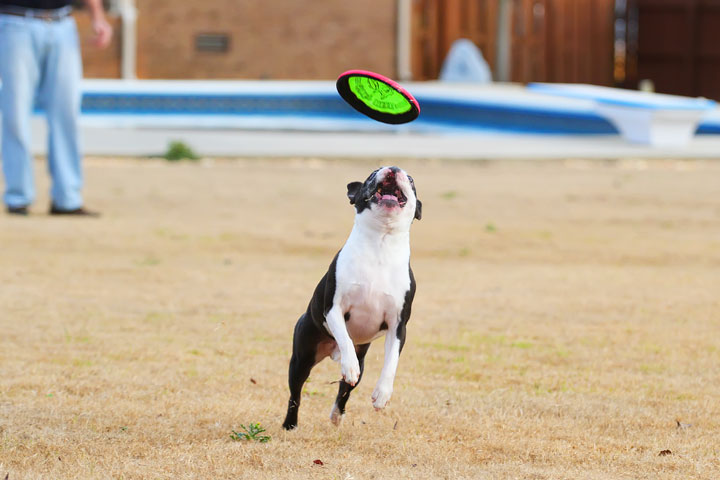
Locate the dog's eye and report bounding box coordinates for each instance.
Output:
[408,175,415,185]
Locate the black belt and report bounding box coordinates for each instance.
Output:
[0,5,72,21]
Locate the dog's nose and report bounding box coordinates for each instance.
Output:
[380,166,401,178]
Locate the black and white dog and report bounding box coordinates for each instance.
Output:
[282,166,422,430]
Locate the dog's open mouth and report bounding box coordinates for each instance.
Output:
[373,173,407,208]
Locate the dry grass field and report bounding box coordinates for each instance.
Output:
[1,156,719,479]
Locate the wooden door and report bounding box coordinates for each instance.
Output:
[411,0,615,85]
[624,0,720,100]
[510,0,547,82]
[543,0,615,85]
[411,0,499,80]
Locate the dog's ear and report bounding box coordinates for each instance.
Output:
[414,199,423,220]
[347,182,363,205]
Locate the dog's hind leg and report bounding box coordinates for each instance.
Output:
[330,343,370,426]
[283,314,325,430]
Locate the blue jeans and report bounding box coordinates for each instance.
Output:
[0,12,83,210]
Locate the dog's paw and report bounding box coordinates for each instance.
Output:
[371,382,393,410]
[282,420,297,431]
[341,357,361,386]
[329,403,344,426]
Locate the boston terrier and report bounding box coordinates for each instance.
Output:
[282,166,422,430]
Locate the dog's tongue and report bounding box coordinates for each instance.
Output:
[379,194,399,207]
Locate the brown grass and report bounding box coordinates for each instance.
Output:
[1,156,719,479]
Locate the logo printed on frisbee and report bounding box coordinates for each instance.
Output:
[337,70,420,125]
[348,76,412,115]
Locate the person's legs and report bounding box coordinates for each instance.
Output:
[0,15,41,209]
[39,16,84,210]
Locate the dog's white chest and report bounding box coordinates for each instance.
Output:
[333,238,411,344]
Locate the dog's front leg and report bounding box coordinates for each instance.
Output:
[325,305,360,385]
[372,321,404,410]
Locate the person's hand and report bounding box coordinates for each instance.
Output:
[91,16,113,49]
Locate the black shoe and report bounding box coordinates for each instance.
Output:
[49,204,101,217]
[7,205,29,216]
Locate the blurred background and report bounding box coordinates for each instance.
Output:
[17,0,707,159]
[74,0,720,101]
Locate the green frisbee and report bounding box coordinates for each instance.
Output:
[336,70,420,124]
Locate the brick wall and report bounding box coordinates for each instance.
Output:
[134,0,398,80]
[74,12,122,78]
